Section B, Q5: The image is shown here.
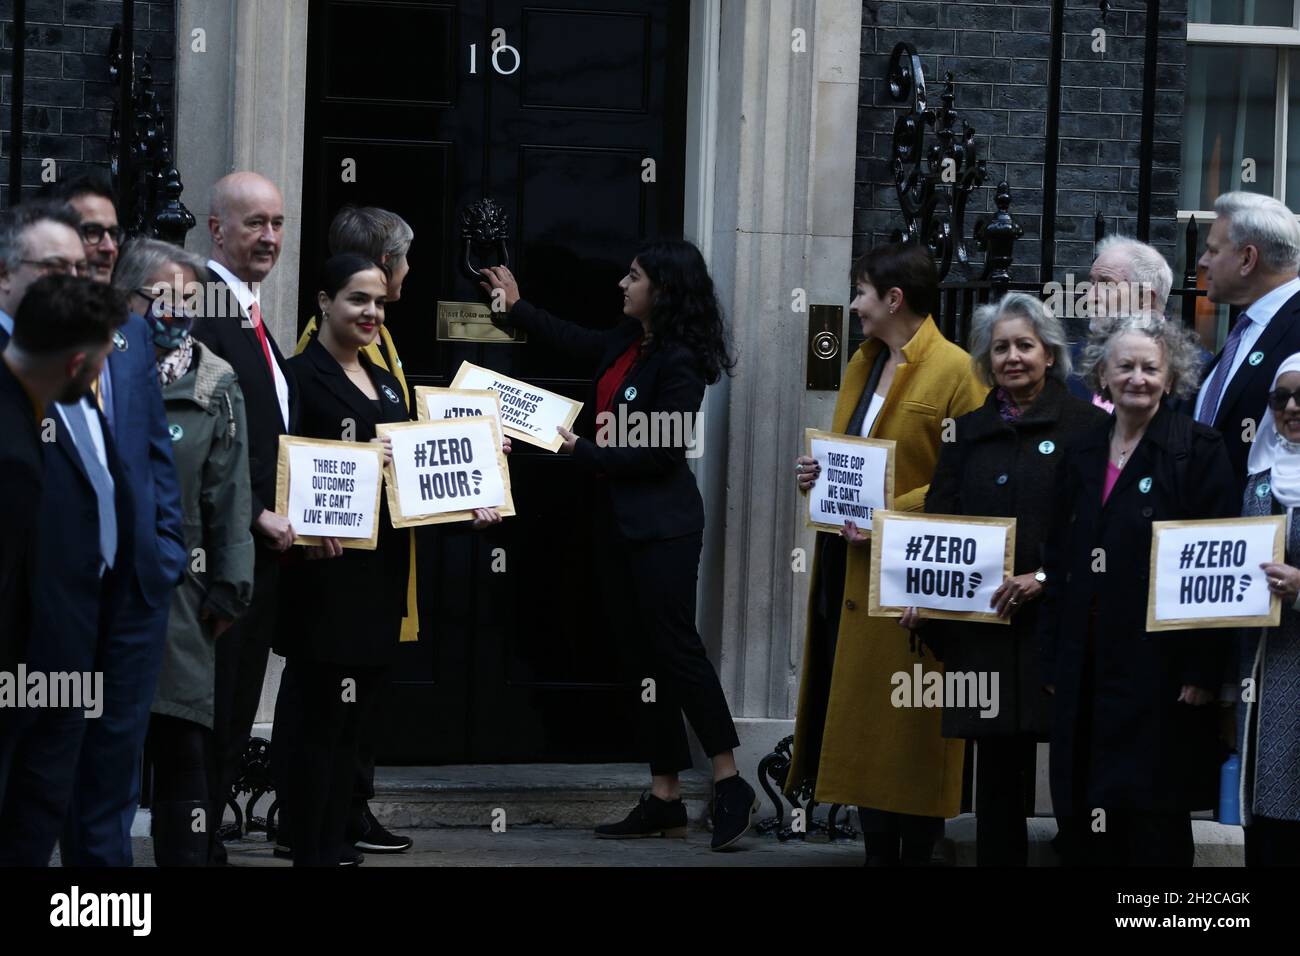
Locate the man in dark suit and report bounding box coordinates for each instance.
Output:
[1194,191,1300,500]
[0,243,108,806]
[190,171,299,864]
[0,276,133,866]
[45,175,188,867]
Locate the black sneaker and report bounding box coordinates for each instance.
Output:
[709,774,759,851]
[352,806,412,853]
[594,792,689,839]
[338,847,364,866]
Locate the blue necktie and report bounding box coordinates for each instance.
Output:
[1197,313,1253,426]
[61,401,118,572]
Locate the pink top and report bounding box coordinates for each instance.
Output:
[1102,461,1122,504]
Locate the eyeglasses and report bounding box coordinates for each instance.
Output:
[19,257,90,276]
[1268,388,1300,412]
[134,287,199,320]
[79,223,126,247]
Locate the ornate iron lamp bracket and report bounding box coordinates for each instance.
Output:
[888,42,1003,281]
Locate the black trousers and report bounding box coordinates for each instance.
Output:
[148,714,209,805]
[858,807,944,866]
[1058,810,1194,866]
[271,662,385,839]
[595,501,738,776]
[286,658,382,866]
[975,735,1039,866]
[1245,816,1300,867]
[207,552,276,860]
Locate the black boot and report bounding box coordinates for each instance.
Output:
[152,801,208,867]
[710,775,759,851]
[595,792,688,839]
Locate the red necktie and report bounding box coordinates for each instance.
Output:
[249,301,277,379]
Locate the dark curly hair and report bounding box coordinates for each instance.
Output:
[634,238,736,385]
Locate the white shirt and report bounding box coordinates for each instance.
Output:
[1195,276,1300,423]
[208,259,290,429]
[860,392,886,438]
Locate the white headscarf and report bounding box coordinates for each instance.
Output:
[1246,352,1300,513]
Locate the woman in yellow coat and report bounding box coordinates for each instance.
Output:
[790,242,987,865]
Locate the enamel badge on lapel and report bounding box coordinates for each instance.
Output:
[1038,440,1055,455]
[382,385,400,404]
[624,386,638,402]
[112,329,128,351]
[1249,351,1264,366]
[168,424,183,442]
[1139,476,1153,494]
[1258,480,1272,498]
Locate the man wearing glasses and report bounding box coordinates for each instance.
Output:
[42,175,187,868]
[0,202,89,344]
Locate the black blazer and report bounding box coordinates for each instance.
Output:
[191,278,299,534]
[503,299,707,541]
[1037,402,1236,814]
[1201,286,1300,497]
[29,402,135,675]
[277,338,410,667]
[925,378,1110,739]
[0,361,42,675]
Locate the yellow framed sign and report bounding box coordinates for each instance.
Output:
[868,510,1017,624]
[274,435,385,551]
[377,417,515,528]
[804,428,896,533]
[1146,515,1285,632]
[450,360,581,453]
[414,386,503,431]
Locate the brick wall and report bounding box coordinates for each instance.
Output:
[856,0,1187,295]
[0,0,176,207]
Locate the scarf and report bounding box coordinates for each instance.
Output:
[1247,352,1300,517]
[157,334,195,387]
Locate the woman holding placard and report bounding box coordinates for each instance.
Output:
[114,239,255,865]
[279,255,503,866]
[479,241,760,851]
[1238,353,1300,865]
[790,242,987,866]
[917,293,1108,866]
[1039,313,1234,866]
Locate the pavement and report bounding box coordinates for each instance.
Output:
[115,828,866,867]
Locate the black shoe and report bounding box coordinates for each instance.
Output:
[338,847,364,866]
[273,840,293,860]
[709,774,758,851]
[351,805,412,853]
[594,792,689,839]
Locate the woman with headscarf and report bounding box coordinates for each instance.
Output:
[1238,352,1300,866]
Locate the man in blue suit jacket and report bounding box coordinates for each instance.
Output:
[48,177,186,866]
[0,274,134,865]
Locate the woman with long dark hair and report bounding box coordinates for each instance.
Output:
[480,238,757,850]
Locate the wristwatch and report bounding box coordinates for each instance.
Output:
[1034,569,1047,584]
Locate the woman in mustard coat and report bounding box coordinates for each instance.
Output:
[789,242,987,865]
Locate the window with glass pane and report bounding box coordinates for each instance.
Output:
[1182,46,1278,210]
[1189,0,1294,26]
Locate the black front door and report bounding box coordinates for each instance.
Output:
[301,0,689,762]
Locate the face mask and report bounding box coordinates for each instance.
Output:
[151,312,193,351]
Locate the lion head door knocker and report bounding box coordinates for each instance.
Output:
[437,199,526,343]
[458,199,511,283]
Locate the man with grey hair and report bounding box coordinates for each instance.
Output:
[1087,235,1174,326]
[191,171,299,865]
[1195,190,1300,495]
